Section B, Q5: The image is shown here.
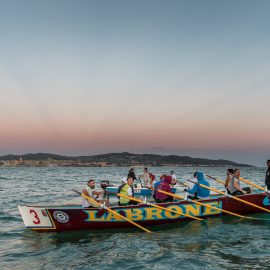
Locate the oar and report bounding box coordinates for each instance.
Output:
[177,181,189,188]
[187,180,270,214]
[73,189,152,233]
[236,175,265,191]
[157,189,256,219]
[207,174,265,193]
[108,192,203,221]
[206,175,225,185]
[181,179,220,196]
[73,189,101,207]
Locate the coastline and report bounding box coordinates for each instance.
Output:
[0,152,253,168]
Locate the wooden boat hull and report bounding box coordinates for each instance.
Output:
[18,193,270,232]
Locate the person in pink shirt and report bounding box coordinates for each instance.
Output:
[155,175,175,203]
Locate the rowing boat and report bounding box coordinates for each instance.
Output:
[18,192,270,232]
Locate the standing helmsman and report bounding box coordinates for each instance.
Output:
[265,160,270,197]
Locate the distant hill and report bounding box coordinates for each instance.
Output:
[0,153,71,160]
[0,152,252,167]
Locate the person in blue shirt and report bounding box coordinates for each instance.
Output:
[187,172,210,200]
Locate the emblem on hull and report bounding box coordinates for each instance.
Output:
[53,211,70,223]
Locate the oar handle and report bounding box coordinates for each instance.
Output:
[206,175,225,185]
[73,189,101,207]
[177,181,189,187]
[187,179,198,185]
[239,176,265,191]
[206,175,216,180]
[73,189,81,195]
[228,173,264,191]
[187,179,225,195]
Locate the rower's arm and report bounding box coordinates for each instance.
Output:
[188,182,198,194]
[82,189,90,197]
[224,176,230,188]
[93,190,104,196]
[233,180,246,193]
[171,179,177,185]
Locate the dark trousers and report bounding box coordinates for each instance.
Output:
[155,197,173,203]
[232,187,251,196]
[266,184,270,199]
[187,195,197,200]
[118,200,138,206]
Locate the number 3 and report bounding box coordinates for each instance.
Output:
[30,209,41,224]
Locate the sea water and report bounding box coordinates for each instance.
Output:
[0,166,270,269]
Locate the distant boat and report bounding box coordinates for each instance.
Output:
[105,186,178,196]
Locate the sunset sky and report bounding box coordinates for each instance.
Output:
[0,0,270,166]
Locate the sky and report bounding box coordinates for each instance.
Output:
[0,0,269,166]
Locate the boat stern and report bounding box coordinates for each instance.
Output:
[18,205,56,231]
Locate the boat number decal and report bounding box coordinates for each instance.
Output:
[53,211,70,223]
[29,209,41,224]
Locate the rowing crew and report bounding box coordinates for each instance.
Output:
[81,160,270,207]
[81,171,248,207]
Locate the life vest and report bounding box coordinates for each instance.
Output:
[119,184,134,204]
[118,183,126,194]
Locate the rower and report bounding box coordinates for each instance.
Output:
[139,167,151,187]
[265,160,270,198]
[224,168,234,194]
[185,172,198,198]
[153,174,166,200]
[127,168,137,181]
[228,169,251,196]
[118,177,138,206]
[186,172,210,200]
[155,175,176,203]
[82,179,105,208]
[170,170,177,182]
[148,172,155,188]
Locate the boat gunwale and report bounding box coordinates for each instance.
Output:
[19,192,267,210]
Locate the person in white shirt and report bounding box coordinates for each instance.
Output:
[82,179,104,208]
[170,170,177,182]
[140,167,151,187]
